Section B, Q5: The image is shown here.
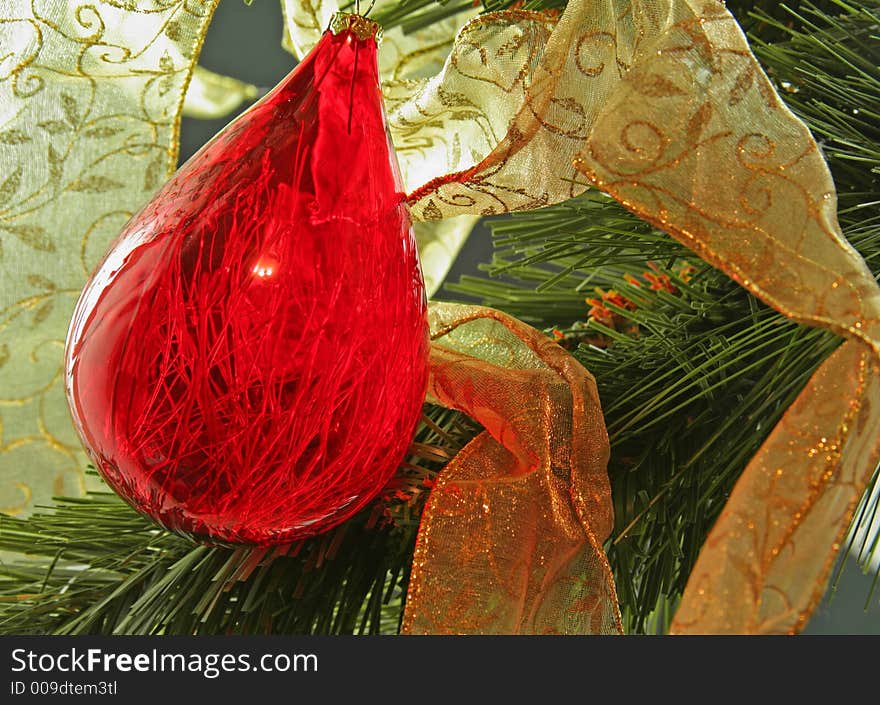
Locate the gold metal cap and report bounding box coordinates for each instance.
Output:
[328,12,382,43]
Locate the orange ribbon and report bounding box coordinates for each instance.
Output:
[403,304,621,634]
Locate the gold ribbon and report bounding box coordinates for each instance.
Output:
[563,1,880,633]
[181,66,258,120]
[404,303,621,634]
[2,0,879,634]
[0,0,219,514]
[670,341,880,633]
[384,0,880,633]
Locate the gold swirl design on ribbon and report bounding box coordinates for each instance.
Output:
[0,1,218,514]
[387,0,880,634]
[566,1,880,634]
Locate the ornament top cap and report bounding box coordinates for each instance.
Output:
[329,12,383,43]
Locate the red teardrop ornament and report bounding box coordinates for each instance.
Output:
[64,17,429,545]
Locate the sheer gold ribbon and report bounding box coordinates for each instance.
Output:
[365,0,880,633]
[564,1,880,634]
[182,66,258,120]
[3,0,878,634]
[0,0,218,514]
[404,302,622,634]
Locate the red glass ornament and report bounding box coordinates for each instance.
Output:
[64,18,429,545]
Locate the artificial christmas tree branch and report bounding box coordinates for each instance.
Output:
[0,406,475,635]
[449,0,880,631]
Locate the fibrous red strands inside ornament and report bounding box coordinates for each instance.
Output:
[64,18,429,545]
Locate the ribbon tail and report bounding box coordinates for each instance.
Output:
[671,341,880,634]
[182,66,259,120]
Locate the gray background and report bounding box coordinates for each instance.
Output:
[180,1,880,634]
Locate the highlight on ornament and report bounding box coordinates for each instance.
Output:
[63,12,429,546]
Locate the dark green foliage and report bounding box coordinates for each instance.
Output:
[448,0,880,632]
[0,407,476,634]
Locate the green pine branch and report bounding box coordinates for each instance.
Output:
[447,0,880,632]
[0,406,477,634]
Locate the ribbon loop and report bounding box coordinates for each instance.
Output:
[403,303,621,634]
